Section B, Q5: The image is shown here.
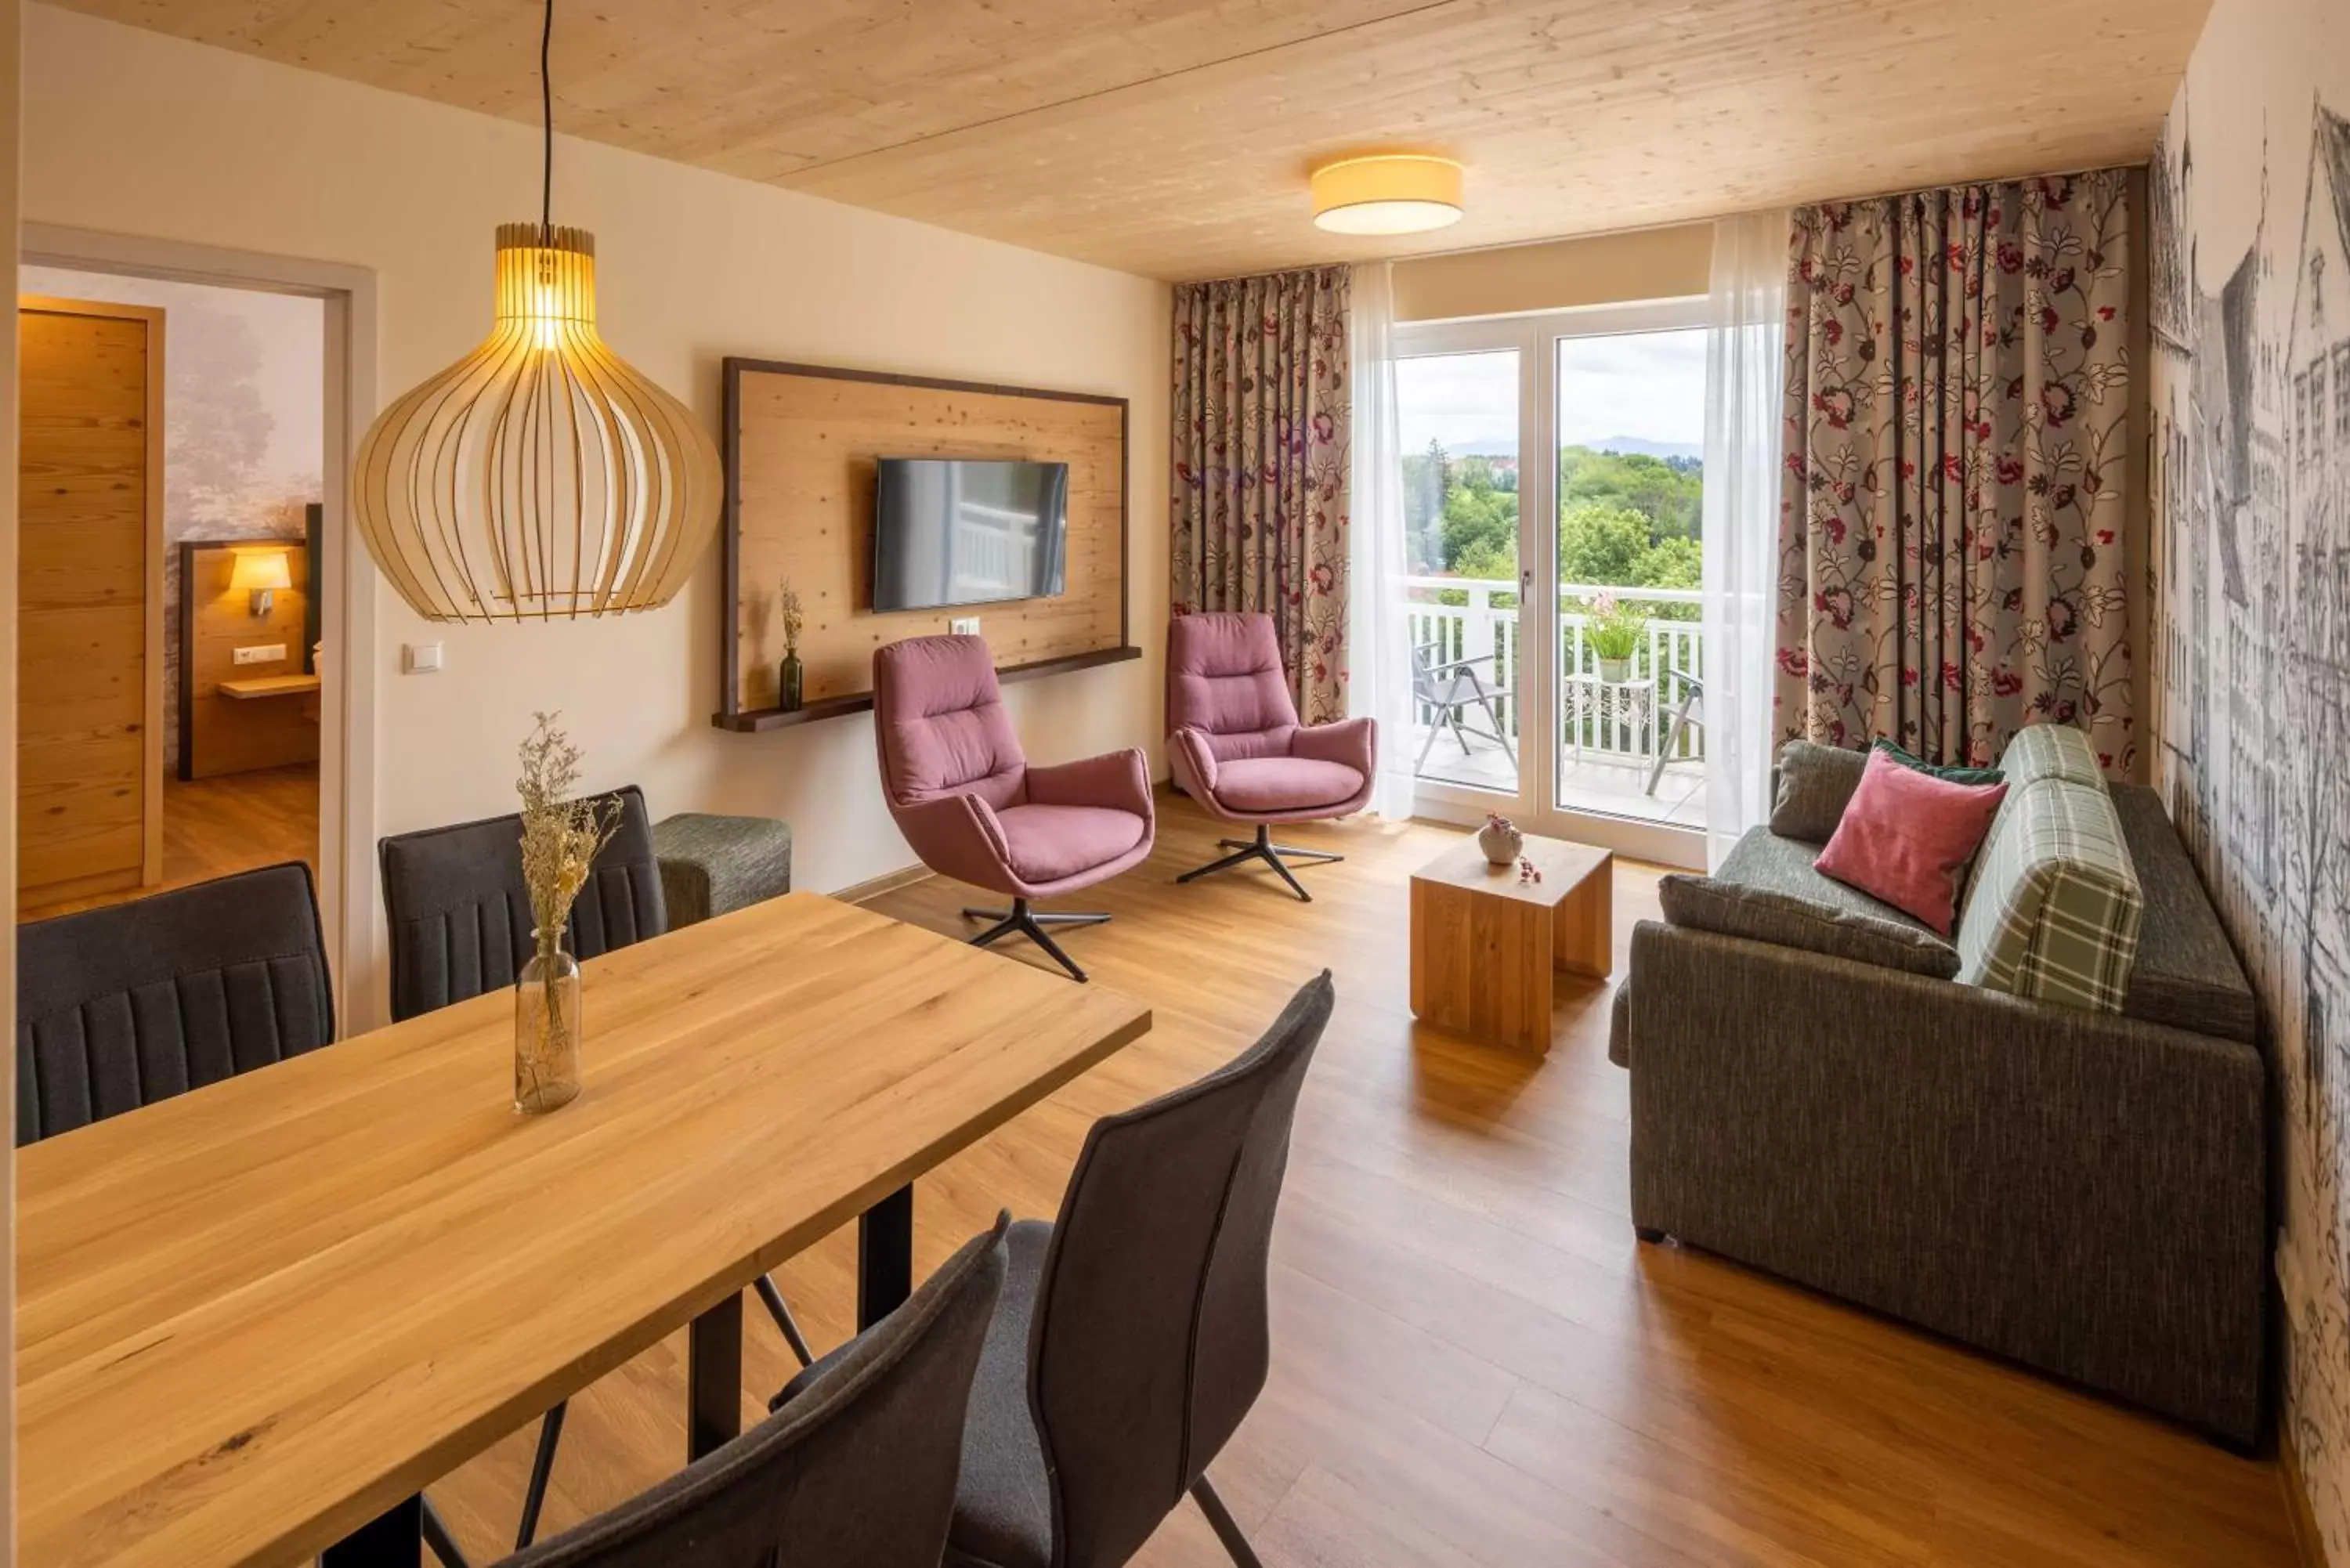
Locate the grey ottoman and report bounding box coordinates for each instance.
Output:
[652,812,794,928]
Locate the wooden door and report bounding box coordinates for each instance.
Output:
[17,296,165,909]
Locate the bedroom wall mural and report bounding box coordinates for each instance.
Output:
[2148,0,2349,1547]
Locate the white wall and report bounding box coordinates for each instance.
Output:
[20,3,1171,1014]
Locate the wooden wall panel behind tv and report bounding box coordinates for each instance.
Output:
[723,359,1128,719]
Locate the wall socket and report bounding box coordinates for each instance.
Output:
[231,643,287,667]
[949,616,981,637]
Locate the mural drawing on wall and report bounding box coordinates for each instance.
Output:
[2149,5,2350,1548]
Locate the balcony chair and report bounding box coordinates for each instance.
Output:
[873,634,1155,984]
[1166,612,1377,901]
[776,973,1336,1568]
[503,1218,1009,1567]
[1646,670,1704,795]
[1409,639,1517,774]
[381,789,816,1555]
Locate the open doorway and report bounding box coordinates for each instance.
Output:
[16,266,327,923]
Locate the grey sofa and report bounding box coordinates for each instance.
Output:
[1610,768,2266,1447]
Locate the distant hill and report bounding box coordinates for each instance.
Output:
[1577,435,1702,461]
[1430,435,1704,462]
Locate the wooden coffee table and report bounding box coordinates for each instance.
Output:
[1409,832,1614,1055]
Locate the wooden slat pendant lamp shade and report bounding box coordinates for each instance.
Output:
[351,1,720,622]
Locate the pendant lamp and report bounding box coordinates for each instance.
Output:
[352,0,721,622]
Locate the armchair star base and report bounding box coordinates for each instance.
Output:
[962,898,1113,983]
[1175,823,1346,902]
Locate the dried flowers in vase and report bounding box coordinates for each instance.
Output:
[777,581,806,712]
[513,712,619,1114]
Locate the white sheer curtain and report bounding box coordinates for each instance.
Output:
[1700,211,1790,868]
[1347,261,1415,818]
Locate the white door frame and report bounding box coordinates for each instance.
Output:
[1397,298,1707,867]
[21,224,381,1027]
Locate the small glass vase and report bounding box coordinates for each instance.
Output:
[778,650,804,713]
[1597,656,1634,684]
[515,938,583,1115]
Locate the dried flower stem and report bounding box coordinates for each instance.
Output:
[515,712,616,1110]
[778,581,805,656]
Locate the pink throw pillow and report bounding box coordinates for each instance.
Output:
[1813,748,2007,936]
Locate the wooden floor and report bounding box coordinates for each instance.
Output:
[425,794,2297,1566]
[18,762,319,923]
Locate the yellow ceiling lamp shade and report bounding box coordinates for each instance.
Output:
[1310,154,1465,236]
[352,0,719,623]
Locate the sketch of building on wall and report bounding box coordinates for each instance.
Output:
[2156,94,2350,1548]
[2283,110,2350,1487]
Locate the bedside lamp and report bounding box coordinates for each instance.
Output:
[229,549,292,620]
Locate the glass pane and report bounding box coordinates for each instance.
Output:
[1552,329,1707,826]
[1397,350,1522,796]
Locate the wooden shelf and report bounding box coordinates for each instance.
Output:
[218,673,322,700]
[713,645,1142,733]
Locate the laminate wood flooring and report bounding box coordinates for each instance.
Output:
[18,761,317,923]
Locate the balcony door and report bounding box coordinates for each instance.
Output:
[1394,302,1708,866]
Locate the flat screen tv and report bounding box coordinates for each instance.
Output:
[872,457,1068,612]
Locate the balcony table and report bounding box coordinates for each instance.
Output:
[15,891,1152,1568]
[1560,671,1658,767]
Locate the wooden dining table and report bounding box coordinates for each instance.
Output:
[15,891,1152,1567]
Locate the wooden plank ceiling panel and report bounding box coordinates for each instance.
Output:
[54,0,2209,280]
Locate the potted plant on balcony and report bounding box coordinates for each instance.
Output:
[1584,592,1643,684]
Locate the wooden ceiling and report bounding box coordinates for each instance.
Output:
[55,0,2211,281]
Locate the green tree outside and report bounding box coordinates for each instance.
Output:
[1406,440,1701,622]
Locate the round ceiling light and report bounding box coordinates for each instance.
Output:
[1310,154,1465,235]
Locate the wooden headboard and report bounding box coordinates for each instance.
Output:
[716,359,1135,732]
[179,537,319,780]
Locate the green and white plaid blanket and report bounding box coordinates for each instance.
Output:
[1956,760,2142,1013]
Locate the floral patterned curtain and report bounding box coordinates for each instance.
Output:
[1171,266,1352,724]
[1777,171,2135,773]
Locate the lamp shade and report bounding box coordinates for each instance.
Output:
[1310,154,1464,235]
[352,224,722,623]
[228,549,293,594]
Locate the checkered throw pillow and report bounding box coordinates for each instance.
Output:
[1954,776,2142,1013]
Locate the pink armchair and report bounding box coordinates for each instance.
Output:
[873,634,1154,982]
[1166,612,1376,901]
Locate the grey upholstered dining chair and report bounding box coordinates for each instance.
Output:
[380,787,815,1551]
[378,785,668,1021]
[16,862,478,1568]
[16,861,334,1143]
[776,970,1336,1568]
[499,1216,1010,1568]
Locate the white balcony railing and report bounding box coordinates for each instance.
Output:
[1402,575,1705,775]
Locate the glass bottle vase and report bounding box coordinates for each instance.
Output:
[515,939,584,1115]
[778,650,804,712]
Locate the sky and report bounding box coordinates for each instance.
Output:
[1397,326,1707,457]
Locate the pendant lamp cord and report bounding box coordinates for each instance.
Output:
[539,0,554,237]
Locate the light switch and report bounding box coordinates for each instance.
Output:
[403,642,445,674]
[949,616,981,637]
[232,643,287,667]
